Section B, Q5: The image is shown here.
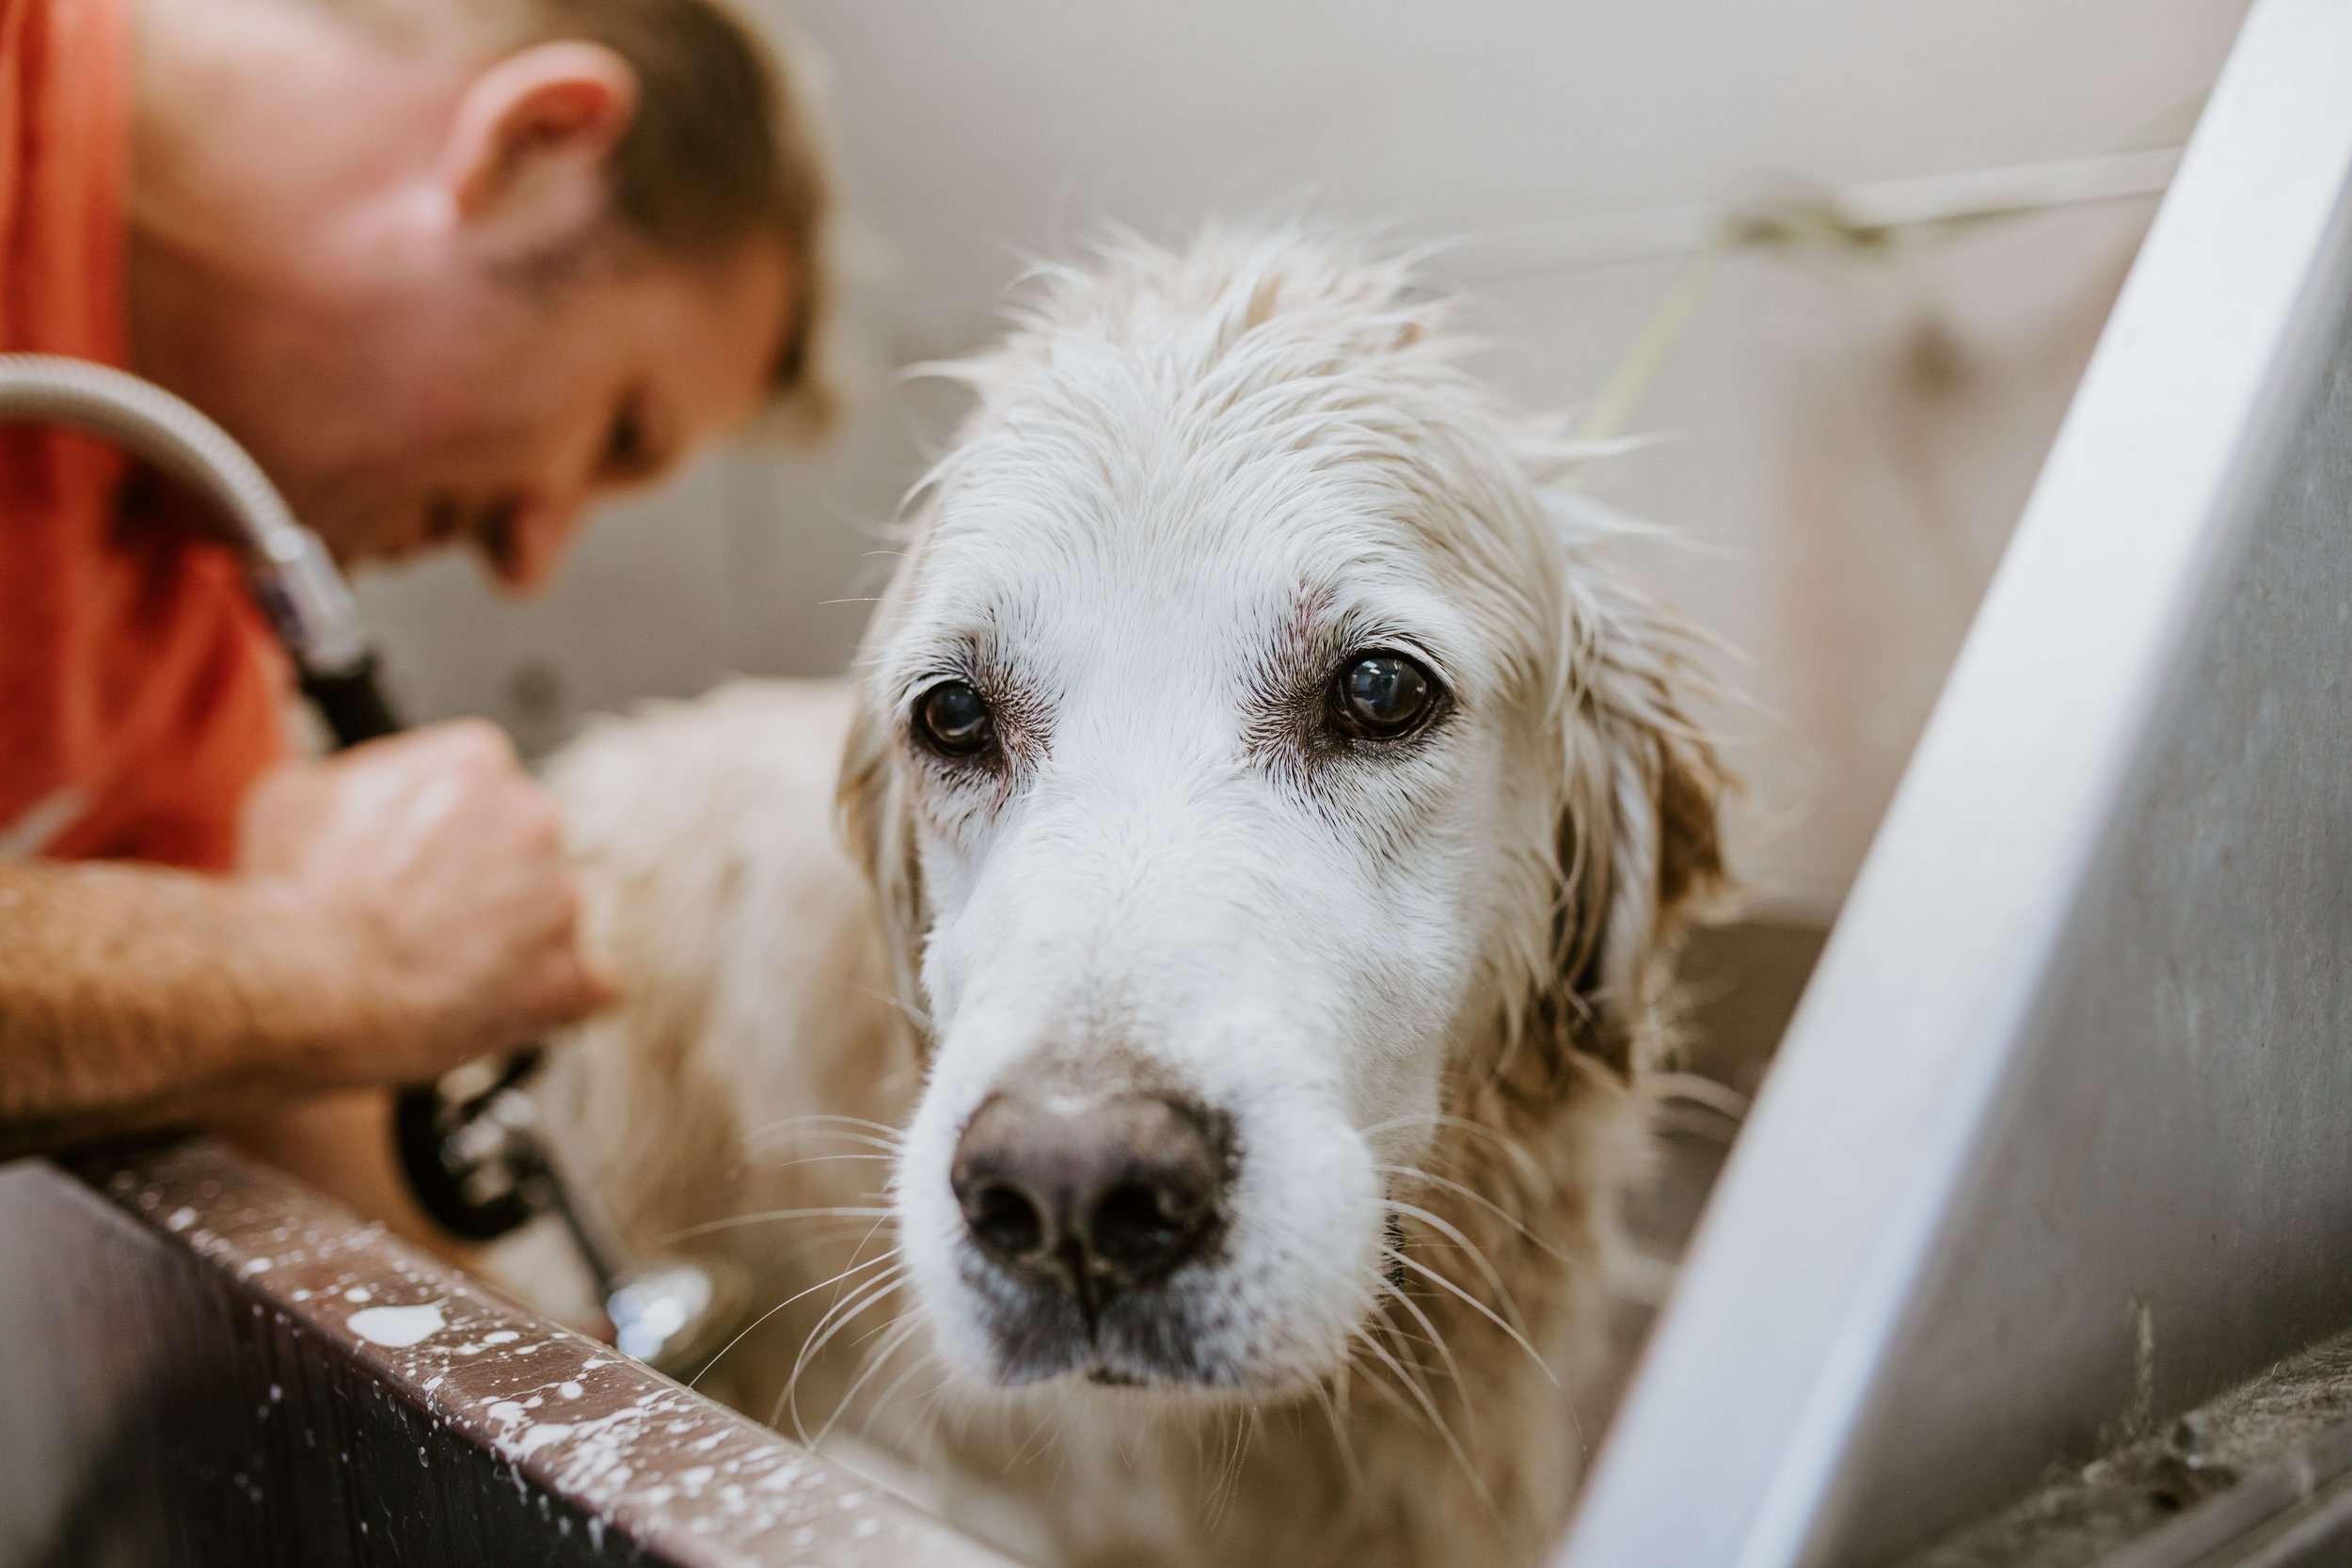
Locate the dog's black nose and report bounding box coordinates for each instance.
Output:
[951,1093,1227,1315]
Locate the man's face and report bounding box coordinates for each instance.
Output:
[216,237,794,594]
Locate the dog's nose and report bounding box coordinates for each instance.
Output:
[951,1093,1227,1312]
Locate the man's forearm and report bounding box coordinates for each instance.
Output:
[0,862,350,1155]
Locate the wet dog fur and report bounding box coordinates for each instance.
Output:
[530,228,1725,1567]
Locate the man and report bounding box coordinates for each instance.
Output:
[0,0,830,1227]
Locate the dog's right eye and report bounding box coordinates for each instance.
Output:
[1330,652,1440,740]
[914,680,996,756]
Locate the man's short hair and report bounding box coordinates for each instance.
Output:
[317,0,834,432]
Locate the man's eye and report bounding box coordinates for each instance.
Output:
[1328,652,1441,739]
[914,680,996,756]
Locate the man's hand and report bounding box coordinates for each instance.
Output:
[238,721,616,1087]
[0,721,615,1160]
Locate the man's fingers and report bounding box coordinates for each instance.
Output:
[246,713,611,1085]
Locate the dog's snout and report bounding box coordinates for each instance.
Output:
[951,1093,1228,1314]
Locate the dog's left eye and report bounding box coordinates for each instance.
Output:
[914,679,996,756]
[1330,652,1440,739]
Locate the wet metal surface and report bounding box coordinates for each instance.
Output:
[1565,3,2352,1563]
[0,1142,1015,1568]
[1906,1325,2352,1568]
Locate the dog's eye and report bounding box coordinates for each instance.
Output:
[1332,653,1439,739]
[914,679,996,756]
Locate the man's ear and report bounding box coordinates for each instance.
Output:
[437,42,638,258]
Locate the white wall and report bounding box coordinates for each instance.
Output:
[358,0,2250,910]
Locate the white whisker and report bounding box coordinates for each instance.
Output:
[1383,1244,1560,1391]
[1347,1323,1491,1514]
[1307,1375,1363,1494]
[778,1271,909,1446]
[1373,1274,1476,1441]
[688,1247,901,1392]
[742,1112,908,1148]
[770,1151,898,1173]
[1361,1112,1548,1187]
[662,1205,892,1243]
[815,1315,927,1449]
[1374,1162,1574,1266]
[861,1326,944,1437]
[1381,1198,1521,1318]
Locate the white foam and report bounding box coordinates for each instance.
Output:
[347,1302,446,1349]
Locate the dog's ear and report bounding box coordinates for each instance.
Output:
[836,588,931,1031]
[1536,558,1728,1086]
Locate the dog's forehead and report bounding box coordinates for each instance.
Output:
[906,472,1484,693]
[925,451,1415,599]
[905,403,1530,665]
[891,236,1574,699]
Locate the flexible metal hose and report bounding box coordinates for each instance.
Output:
[0,354,372,680]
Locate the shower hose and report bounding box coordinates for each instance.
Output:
[0,353,555,1243]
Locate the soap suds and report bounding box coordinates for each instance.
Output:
[347,1302,447,1349]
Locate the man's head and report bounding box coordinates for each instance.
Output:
[131,0,831,590]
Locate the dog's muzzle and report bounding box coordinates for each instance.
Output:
[949,1091,1233,1384]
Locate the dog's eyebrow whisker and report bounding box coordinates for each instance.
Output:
[686,1247,901,1392]
[660,1206,893,1243]
[1373,1163,1575,1266]
[1382,1244,1562,1393]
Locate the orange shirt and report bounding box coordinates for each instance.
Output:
[0,0,286,872]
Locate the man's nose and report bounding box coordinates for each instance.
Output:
[949,1092,1230,1323]
[486,494,591,594]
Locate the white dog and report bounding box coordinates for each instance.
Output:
[531,227,1724,1567]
